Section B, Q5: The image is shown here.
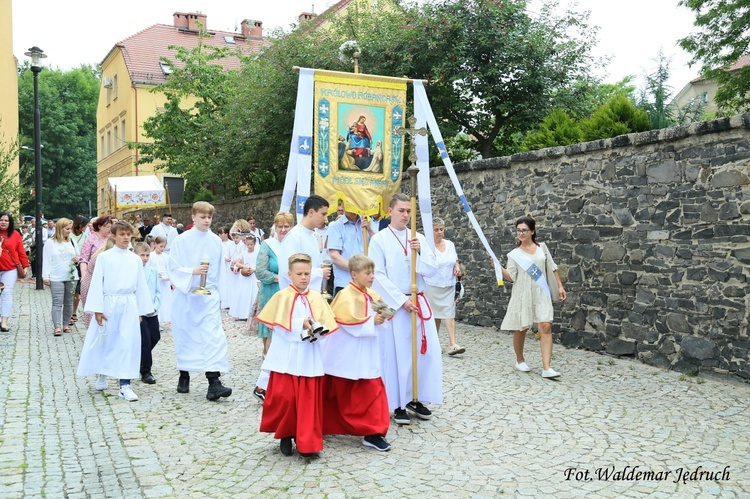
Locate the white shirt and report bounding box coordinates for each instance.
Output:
[424,239,458,288]
[149,222,179,253]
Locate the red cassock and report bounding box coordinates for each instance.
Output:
[322,376,390,437]
[260,373,325,454]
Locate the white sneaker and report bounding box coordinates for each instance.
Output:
[118,384,139,401]
[516,362,531,372]
[95,374,108,391]
[542,368,561,379]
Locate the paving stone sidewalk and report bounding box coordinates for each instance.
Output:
[0,281,748,498]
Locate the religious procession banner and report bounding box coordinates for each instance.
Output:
[313,70,407,218]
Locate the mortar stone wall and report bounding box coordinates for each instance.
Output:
[128,113,750,379]
[438,114,750,380]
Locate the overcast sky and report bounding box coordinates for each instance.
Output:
[12,0,698,92]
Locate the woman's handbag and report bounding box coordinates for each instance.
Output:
[541,243,560,303]
[3,247,26,279]
[454,278,464,301]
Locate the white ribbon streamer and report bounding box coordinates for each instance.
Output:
[413,80,505,285]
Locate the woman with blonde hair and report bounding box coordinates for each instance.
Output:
[42,218,81,336]
[251,211,294,402]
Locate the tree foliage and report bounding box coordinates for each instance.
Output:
[136,27,246,198]
[579,95,649,141]
[678,0,750,114]
[0,130,21,210]
[637,50,675,129]
[520,109,581,151]
[17,64,99,218]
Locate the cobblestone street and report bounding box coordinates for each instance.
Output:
[1,281,748,498]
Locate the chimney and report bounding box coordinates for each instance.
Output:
[174,12,207,31]
[241,19,263,38]
[188,12,208,31]
[299,12,317,25]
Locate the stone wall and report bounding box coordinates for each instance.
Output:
[439,114,750,380]
[128,113,750,379]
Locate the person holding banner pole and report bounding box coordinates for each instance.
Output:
[369,193,443,425]
[500,215,566,379]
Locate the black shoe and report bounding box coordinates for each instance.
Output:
[280,437,293,456]
[0,327,9,332]
[177,375,190,394]
[393,408,411,425]
[141,372,156,384]
[206,380,232,401]
[253,386,266,402]
[363,435,391,452]
[406,401,432,420]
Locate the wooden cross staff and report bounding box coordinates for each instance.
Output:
[395,115,428,403]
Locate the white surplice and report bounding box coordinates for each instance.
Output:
[77,247,154,380]
[229,247,258,320]
[149,251,172,323]
[168,228,229,373]
[369,227,444,409]
[259,294,325,377]
[149,222,179,253]
[322,302,385,381]
[220,239,234,309]
[277,225,324,291]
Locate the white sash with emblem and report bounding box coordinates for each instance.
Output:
[507,246,551,299]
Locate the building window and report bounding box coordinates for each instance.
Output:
[160,62,172,75]
[113,74,118,100]
[106,131,111,156]
[121,119,126,142]
[224,36,236,45]
[114,125,119,149]
[100,135,105,159]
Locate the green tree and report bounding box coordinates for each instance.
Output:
[520,109,581,151]
[17,64,99,218]
[637,50,675,129]
[136,27,245,198]
[678,0,750,114]
[579,95,649,141]
[0,130,21,210]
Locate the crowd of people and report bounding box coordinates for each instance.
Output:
[0,198,567,458]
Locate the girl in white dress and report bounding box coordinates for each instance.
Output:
[218,227,233,309]
[149,236,172,324]
[230,236,259,320]
[500,216,567,378]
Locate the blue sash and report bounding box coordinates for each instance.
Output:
[508,247,551,299]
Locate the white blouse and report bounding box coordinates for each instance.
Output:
[424,239,458,288]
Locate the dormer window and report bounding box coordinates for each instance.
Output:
[160,62,173,75]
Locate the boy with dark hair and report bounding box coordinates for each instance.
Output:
[77,221,154,401]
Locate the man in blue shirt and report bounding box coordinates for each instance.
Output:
[327,207,375,296]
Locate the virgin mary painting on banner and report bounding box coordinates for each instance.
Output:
[314,71,407,219]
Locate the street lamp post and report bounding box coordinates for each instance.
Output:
[24,46,46,290]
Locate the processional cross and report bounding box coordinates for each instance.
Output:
[394,115,428,404]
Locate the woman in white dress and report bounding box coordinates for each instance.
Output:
[227,220,251,318]
[424,218,465,356]
[218,227,233,309]
[500,216,566,378]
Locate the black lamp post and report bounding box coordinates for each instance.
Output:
[24,46,46,290]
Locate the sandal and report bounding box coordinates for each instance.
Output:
[54,328,62,337]
[63,327,72,334]
[70,314,78,322]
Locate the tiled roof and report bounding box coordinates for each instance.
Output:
[691,54,750,83]
[108,24,269,85]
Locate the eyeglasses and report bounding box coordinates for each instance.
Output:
[516,229,530,234]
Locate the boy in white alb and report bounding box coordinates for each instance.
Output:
[168,202,232,401]
[77,221,154,402]
[149,236,172,324]
[134,242,161,385]
[256,253,338,457]
[368,193,443,425]
[323,254,391,451]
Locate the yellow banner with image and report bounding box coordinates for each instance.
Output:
[313,70,407,219]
